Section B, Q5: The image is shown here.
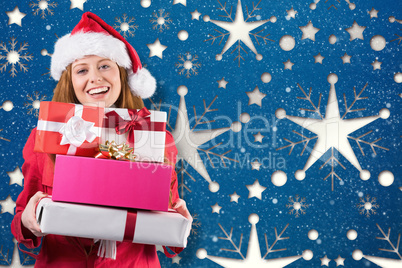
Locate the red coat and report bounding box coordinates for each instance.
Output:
[11,128,182,268]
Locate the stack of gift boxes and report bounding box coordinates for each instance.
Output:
[33,101,191,252]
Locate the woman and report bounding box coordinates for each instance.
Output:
[11,12,191,267]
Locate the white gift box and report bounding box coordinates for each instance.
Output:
[102,108,167,163]
[36,198,191,248]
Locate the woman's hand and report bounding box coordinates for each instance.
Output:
[21,191,48,237]
[173,199,192,222]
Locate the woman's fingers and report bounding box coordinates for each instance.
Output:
[173,199,193,221]
[21,191,48,237]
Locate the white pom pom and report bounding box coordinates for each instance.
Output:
[128,68,156,99]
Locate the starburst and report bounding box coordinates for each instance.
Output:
[286,195,310,217]
[356,194,379,218]
[113,14,138,38]
[150,9,172,32]
[24,91,46,117]
[29,0,57,19]
[276,74,389,190]
[197,214,312,267]
[205,0,275,66]
[175,52,201,78]
[0,37,33,77]
[149,88,240,194]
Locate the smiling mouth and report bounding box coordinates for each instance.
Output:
[87,86,109,95]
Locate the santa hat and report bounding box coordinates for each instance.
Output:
[50,12,156,99]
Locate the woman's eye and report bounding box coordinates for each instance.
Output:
[99,65,110,70]
[77,69,87,74]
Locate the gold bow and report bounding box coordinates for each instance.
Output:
[96,141,136,161]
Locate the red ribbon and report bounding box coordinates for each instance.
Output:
[105,108,151,147]
[123,210,137,242]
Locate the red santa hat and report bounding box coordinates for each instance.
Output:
[50,12,156,99]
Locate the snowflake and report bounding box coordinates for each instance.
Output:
[175,52,201,78]
[150,9,172,32]
[0,37,33,77]
[197,214,312,267]
[309,0,356,11]
[353,225,402,266]
[276,74,389,191]
[113,14,138,38]
[205,0,276,66]
[286,195,310,218]
[191,214,201,235]
[24,91,46,117]
[29,0,57,19]
[0,129,10,142]
[356,194,379,218]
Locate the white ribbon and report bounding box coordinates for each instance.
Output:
[59,116,97,147]
[95,239,117,260]
[36,104,100,155]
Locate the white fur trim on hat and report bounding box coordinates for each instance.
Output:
[51,31,131,81]
[128,68,156,99]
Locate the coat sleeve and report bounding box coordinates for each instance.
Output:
[164,131,185,256]
[11,128,43,249]
[165,131,180,208]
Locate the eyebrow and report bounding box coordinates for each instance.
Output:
[72,59,113,70]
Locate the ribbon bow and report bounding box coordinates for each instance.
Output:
[59,116,97,147]
[105,108,151,147]
[96,140,136,161]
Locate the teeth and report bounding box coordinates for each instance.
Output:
[88,87,108,95]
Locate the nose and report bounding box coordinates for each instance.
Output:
[90,69,103,83]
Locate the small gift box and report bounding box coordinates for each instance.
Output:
[36,198,191,248]
[102,107,167,163]
[52,155,172,211]
[34,101,103,157]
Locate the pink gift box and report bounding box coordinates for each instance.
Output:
[36,198,191,248]
[52,155,172,211]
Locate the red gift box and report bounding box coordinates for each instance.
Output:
[34,101,104,157]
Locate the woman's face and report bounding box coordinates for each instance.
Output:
[71,55,121,107]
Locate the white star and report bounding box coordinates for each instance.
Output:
[172,88,239,193]
[368,8,379,19]
[0,195,16,215]
[173,0,186,6]
[209,0,271,59]
[147,38,167,59]
[70,0,86,10]
[172,255,182,264]
[155,245,164,253]
[283,59,294,70]
[191,9,201,20]
[320,255,331,266]
[251,160,262,170]
[345,21,366,41]
[335,255,345,266]
[299,21,320,41]
[341,53,352,64]
[217,77,228,88]
[211,203,222,214]
[246,179,266,200]
[282,74,386,180]
[230,192,240,203]
[371,59,382,70]
[7,167,23,186]
[246,86,266,106]
[253,132,264,143]
[314,53,325,64]
[6,6,26,26]
[286,8,297,19]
